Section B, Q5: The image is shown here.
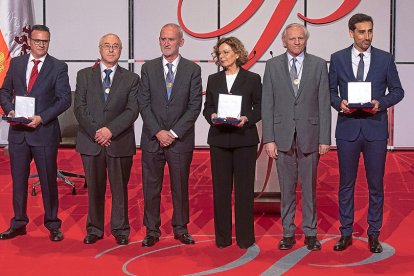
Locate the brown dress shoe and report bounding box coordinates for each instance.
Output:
[304,236,321,251]
[278,237,296,250]
[0,227,27,240]
[174,233,195,245]
[368,235,383,253]
[333,236,352,251]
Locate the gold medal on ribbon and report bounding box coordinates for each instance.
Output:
[293,79,300,85]
[166,82,173,88]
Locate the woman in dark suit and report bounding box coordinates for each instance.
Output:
[203,37,262,249]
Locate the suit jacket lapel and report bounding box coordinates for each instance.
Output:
[106,66,124,105]
[155,57,169,101]
[92,66,106,105]
[280,54,296,98]
[345,45,356,81]
[365,46,376,82]
[17,55,29,95]
[297,55,309,98]
[31,55,52,94]
[229,68,247,95]
[168,58,185,102]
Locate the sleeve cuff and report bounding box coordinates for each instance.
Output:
[170,129,178,138]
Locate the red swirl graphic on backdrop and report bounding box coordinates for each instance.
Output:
[178,0,361,195]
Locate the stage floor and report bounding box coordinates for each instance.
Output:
[0,149,413,275]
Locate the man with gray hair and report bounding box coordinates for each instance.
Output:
[138,23,202,247]
[262,23,331,251]
[75,33,140,245]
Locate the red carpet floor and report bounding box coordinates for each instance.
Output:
[0,148,413,275]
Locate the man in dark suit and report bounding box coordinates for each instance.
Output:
[0,25,71,241]
[330,14,404,253]
[74,33,139,245]
[138,23,202,247]
[262,23,331,251]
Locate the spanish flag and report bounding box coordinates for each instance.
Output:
[0,0,33,87]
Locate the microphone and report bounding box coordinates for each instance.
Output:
[92,58,101,69]
[248,50,257,61]
[270,51,274,58]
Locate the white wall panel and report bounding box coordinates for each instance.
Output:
[134,0,217,61]
[307,0,391,61]
[395,0,414,62]
[46,0,129,60]
[393,65,414,148]
[2,0,411,148]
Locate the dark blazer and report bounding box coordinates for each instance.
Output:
[330,45,404,141]
[203,68,262,148]
[0,54,71,146]
[74,65,140,157]
[139,56,202,153]
[262,53,331,153]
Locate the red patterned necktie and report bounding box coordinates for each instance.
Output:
[27,59,41,93]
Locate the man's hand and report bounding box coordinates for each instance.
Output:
[363,99,380,114]
[264,142,278,159]
[95,127,113,147]
[340,99,357,114]
[156,130,175,148]
[319,144,330,155]
[27,115,43,128]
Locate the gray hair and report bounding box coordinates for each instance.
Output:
[282,23,310,41]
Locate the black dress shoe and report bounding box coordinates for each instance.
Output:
[142,235,159,247]
[333,236,352,251]
[216,243,231,249]
[174,233,195,245]
[304,236,321,251]
[278,237,296,250]
[83,234,102,244]
[237,243,254,249]
[115,235,129,245]
[0,227,27,240]
[368,235,383,253]
[49,228,64,242]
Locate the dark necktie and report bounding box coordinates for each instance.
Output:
[166,63,174,99]
[289,57,299,96]
[103,69,112,101]
[27,59,41,93]
[357,53,364,81]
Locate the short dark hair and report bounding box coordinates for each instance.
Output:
[348,13,373,31]
[29,25,50,38]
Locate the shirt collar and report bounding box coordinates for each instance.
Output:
[352,45,371,58]
[286,51,305,64]
[29,53,46,63]
[100,63,117,74]
[162,55,180,68]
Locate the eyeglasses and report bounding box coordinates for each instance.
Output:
[100,43,121,51]
[30,38,50,46]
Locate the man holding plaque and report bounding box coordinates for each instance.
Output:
[74,34,139,245]
[138,23,202,247]
[330,13,404,253]
[0,25,71,241]
[262,23,331,251]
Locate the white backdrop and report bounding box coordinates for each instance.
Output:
[1,0,411,148]
[1,0,411,194]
